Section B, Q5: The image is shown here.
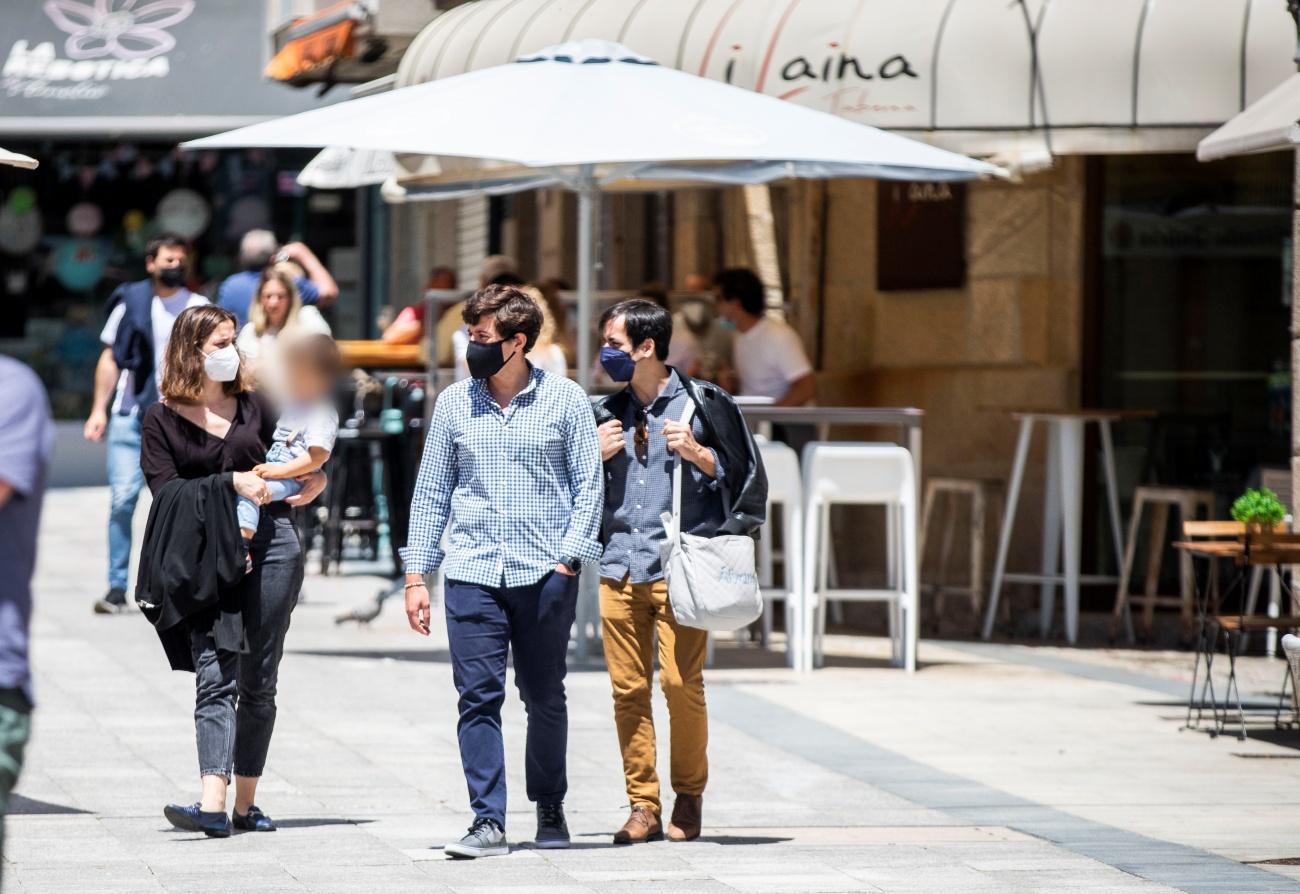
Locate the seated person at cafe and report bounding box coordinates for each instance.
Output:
[381,265,458,347]
[382,258,522,384]
[712,268,814,407]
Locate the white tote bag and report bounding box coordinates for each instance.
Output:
[659,401,763,631]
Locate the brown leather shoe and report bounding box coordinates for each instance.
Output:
[613,806,662,845]
[666,794,702,842]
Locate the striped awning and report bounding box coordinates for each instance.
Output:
[394,0,1296,156]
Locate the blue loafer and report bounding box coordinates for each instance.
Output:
[164,802,232,838]
[233,805,277,832]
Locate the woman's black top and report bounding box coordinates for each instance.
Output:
[140,390,289,517]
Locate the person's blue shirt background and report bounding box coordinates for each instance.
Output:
[217,270,321,327]
[0,356,55,702]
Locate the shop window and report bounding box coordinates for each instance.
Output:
[1092,152,1291,501]
[0,143,357,418]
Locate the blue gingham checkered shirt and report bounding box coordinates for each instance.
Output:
[400,367,604,587]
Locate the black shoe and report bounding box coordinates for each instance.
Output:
[163,802,232,838]
[232,804,276,832]
[94,587,128,614]
[535,802,570,850]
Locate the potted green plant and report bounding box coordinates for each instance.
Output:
[1230,487,1287,532]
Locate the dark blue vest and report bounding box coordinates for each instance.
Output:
[109,279,159,413]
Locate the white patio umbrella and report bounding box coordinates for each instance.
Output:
[296,146,395,189]
[0,148,38,170]
[186,40,1001,384]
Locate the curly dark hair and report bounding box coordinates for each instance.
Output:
[462,283,543,352]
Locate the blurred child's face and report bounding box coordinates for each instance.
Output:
[286,360,332,402]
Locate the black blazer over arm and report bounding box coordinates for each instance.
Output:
[135,474,247,671]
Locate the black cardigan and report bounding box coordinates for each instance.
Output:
[135,474,247,671]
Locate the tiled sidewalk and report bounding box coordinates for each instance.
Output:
[11,488,1300,893]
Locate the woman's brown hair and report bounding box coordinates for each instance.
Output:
[160,305,248,402]
[247,264,303,337]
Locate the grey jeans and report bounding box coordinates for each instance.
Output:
[190,514,302,779]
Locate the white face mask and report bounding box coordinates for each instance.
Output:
[203,345,240,382]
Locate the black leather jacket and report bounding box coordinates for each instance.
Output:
[595,369,767,535]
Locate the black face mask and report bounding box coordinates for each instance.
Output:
[155,267,186,289]
[466,338,517,380]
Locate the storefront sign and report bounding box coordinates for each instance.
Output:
[1103,208,1290,259]
[4,0,195,102]
[876,181,966,291]
[0,0,333,134]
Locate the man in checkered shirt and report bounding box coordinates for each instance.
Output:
[401,285,602,859]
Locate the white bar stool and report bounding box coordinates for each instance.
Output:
[802,442,918,672]
[756,438,803,669]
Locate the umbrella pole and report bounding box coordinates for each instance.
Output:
[1290,5,1300,547]
[577,165,597,389]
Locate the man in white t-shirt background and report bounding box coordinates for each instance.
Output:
[712,268,815,407]
[83,234,209,614]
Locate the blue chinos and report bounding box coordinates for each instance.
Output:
[444,570,580,829]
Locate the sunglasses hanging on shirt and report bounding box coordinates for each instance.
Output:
[634,408,649,462]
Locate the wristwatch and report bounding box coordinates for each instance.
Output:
[560,557,582,575]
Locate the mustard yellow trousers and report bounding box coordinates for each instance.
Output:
[600,576,708,815]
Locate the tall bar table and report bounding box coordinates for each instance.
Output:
[738,406,924,479]
[981,409,1151,644]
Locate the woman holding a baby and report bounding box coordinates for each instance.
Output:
[139,303,333,838]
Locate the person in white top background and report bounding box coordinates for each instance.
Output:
[83,234,209,615]
[712,268,815,407]
[236,266,332,399]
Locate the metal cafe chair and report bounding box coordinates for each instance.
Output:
[1214,530,1300,738]
[1178,521,1248,735]
[1280,634,1300,729]
[1178,522,1300,739]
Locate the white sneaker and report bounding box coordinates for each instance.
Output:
[444,817,508,859]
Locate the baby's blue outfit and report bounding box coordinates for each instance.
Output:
[236,399,339,533]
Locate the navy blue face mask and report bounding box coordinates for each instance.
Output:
[599,346,637,382]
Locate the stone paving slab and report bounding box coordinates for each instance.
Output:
[10,488,1300,892]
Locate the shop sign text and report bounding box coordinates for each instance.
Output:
[3,0,195,102]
